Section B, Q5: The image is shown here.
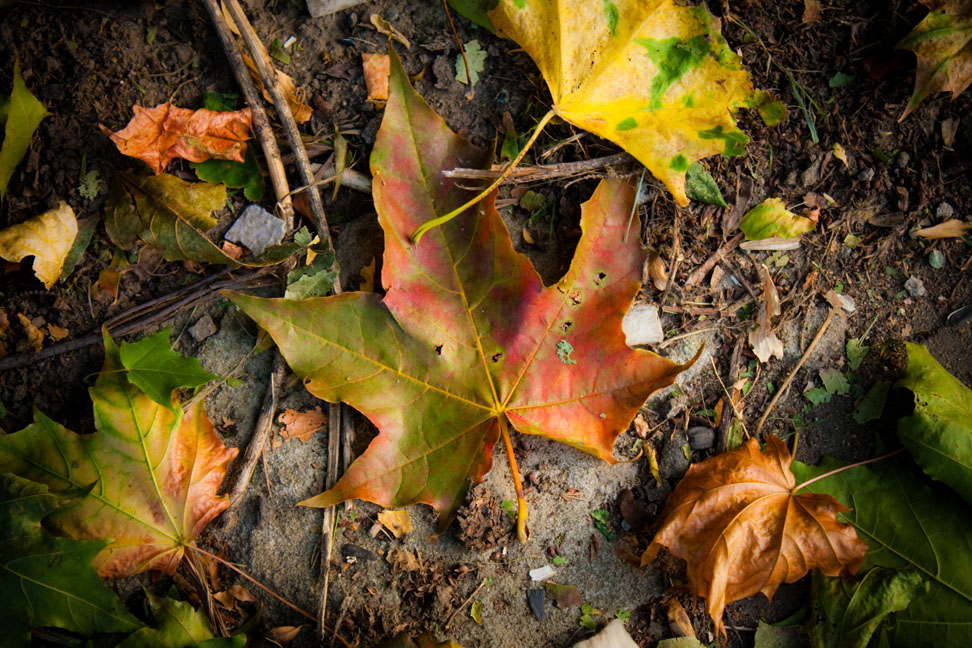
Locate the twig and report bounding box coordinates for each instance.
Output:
[221,0,333,249]
[319,401,343,635]
[659,209,682,308]
[657,326,720,349]
[221,354,285,534]
[444,577,490,629]
[443,152,633,184]
[684,233,744,287]
[793,448,906,493]
[201,0,293,229]
[755,308,836,434]
[0,270,272,374]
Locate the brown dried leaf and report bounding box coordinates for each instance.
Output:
[107,104,252,174]
[645,249,668,292]
[748,265,783,363]
[370,14,410,48]
[278,406,326,443]
[802,0,823,23]
[17,313,44,352]
[242,54,312,123]
[362,53,390,104]
[267,626,304,645]
[667,598,696,638]
[915,219,972,239]
[643,436,867,642]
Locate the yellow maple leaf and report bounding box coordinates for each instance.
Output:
[0,201,77,288]
[491,0,752,206]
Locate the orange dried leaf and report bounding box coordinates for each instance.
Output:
[278,406,326,443]
[46,323,69,341]
[107,103,252,174]
[362,53,391,104]
[643,436,866,643]
[16,313,44,351]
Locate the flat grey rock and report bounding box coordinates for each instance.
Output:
[188,315,217,342]
[225,204,286,256]
[621,303,664,346]
[905,275,926,298]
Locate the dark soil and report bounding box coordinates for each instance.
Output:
[1,1,970,647]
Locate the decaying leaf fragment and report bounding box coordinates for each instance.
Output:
[0,331,237,577]
[897,0,972,120]
[362,53,391,104]
[488,0,753,205]
[749,265,783,363]
[915,218,972,239]
[107,103,252,174]
[643,436,867,642]
[228,51,689,538]
[278,406,327,443]
[0,201,77,289]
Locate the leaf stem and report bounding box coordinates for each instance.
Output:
[410,109,557,243]
[792,447,905,494]
[498,413,528,542]
[186,544,352,647]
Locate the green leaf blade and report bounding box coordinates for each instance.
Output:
[0,60,49,199]
[118,328,221,407]
[739,198,816,240]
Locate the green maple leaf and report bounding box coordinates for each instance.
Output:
[227,51,689,538]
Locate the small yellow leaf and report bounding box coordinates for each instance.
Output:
[378,508,414,538]
[0,201,77,289]
[362,53,390,104]
[833,143,849,168]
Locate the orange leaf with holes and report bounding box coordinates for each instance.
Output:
[642,436,867,643]
[106,103,252,174]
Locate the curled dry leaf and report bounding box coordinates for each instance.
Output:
[267,625,305,645]
[488,0,753,206]
[362,53,391,104]
[242,54,313,123]
[643,436,867,643]
[107,103,252,174]
[16,313,44,352]
[644,249,668,292]
[370,13,411,49]
[666,598,696,638]
[915,218,972,239]
[749,266,783,363]
[0,201,77,289]
[896,0,972,120]
[278,406,326,443]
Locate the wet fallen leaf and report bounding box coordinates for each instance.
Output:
[0,201,77,289]
[739,198,816,240]
[749,266,783,363]
[16,313,44,352]
[897,0,972,120]
[488,0,753,206]
[362,53,390,104]
[0,474,143,644]
[228,52,689,535]
[645,436,867,642]
[915,219,972,239]
[0,60,49,199]
[0,330,237,577]
[105,172,298,267]
[378,508,414,538]
[106,103,252,174]
[278,406,326,443]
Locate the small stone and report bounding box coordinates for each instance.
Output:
[529,564,556,581]
[857,167,875,182]
[905,276,926,298]
[527,589,545,622]
[936,202,955,219]
[188,315,217,342]
[896,151,911,168]
[687,426,716,450]
[224,204,286,256]
[621,303,664,346]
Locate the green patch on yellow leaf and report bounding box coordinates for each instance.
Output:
[0,60,49,200]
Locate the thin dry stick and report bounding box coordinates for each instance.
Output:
[793,448,906,493]
[201,0,293,229]
[221,355,284,533]
[444,577,490,629]
[684,232,744,287]
[222,0,333,249]
[443,152,633,184]
[710,355,749,440]
[716,337,745,452]
[659,208,682,308]
[755,308,836,434]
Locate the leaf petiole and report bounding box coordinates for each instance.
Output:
[792,447,904,494]
[498,413,529,542]
[410,109,556,244]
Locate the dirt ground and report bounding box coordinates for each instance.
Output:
[1,1,971,647]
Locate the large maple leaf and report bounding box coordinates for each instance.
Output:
[642,436,867,642]
[488,0,753,206]
[228,52,688,538]
[897,0,972,120]
[0,332,237,577]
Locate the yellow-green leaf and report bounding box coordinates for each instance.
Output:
[489,0,752,205]
[739,198,816,240]
[0,60,49,199]
[0,201,77,288]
